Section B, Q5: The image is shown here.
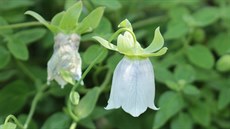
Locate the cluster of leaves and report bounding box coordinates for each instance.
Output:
[0,0,230,129]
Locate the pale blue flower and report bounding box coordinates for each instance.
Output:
[47,33,82,88]
[93,19,167,117]
[105,57,159,117]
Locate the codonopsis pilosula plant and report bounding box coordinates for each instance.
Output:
[25,1,104,88]
[93,19,168,117]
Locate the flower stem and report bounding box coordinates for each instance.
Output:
[0,22,42,30]
[67,49,106,123]
[23,84,48,129]
[4,115,24,129]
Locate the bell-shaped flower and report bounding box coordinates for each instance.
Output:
[47,33,82,88]
[93,19,167,117]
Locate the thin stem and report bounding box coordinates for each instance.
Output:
[23,84,48,129]
[71,49,106,93]
[0,22,42,30]
[4,115,24,129]
[132,16,168,29]
[67,49,106,123]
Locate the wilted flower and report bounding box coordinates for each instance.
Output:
[47,33,82,88]
[93,19,167,117]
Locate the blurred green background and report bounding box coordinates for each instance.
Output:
[0,0,230,129]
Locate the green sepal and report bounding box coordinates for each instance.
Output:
[142,47,168,57]
[60,70,75,86]
[118,19,133,30]
[93,36,118,51]
[70,91,80,105]
[76,7,105,34]
[51,11,65,26]
[59,1,82,31]
[145,27,164,53]
[25,11,60,34]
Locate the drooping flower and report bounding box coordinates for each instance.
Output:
[93,19,167,117]
[25,1,104,87]
[47,33,82,88]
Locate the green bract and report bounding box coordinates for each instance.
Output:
[93,19,168,58]
[25,1,104,34]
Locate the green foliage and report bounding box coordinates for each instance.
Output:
[74,87,101,120]
[0,122,16,129]
[0,80,33,116]
[83,45,108,65]
[153,91,185,129]
[0,0,230,129]
[41,112,71,129]
[186,45,214,69]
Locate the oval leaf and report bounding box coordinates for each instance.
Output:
[186,45,214,69]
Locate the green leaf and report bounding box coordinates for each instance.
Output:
[0,46,11,69]
[145,27,164,53]
[216,55,230,72]
[79,117,96,129]
[91,0,121,10]
[170,113,193,129]
[183,84,200,96]
[14,28,46,45]
[76,7,105,34]
[209,33,230,56]
[0,0,33,10]
[25,11,59,33]
[83,45,108,65]
[164,20,189,40]
[191,7,219,27]
[174,64,196,83]
[154,65,174,83]
[7,36,29,60]
[59,1,82,31]
[74,87,101,119]
[218,87,230,110]
[188,102,211,127]
[0,122,16,129]
[64,0,77,10]
[0,70,16,82]
[153,91,185,129]
[18,114,38,129]
[0,80,33,116]
[41,112,71,129]
[82,17,112,41]
[186,45,214,69]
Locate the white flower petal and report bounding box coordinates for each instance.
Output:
[106,57,158,117]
